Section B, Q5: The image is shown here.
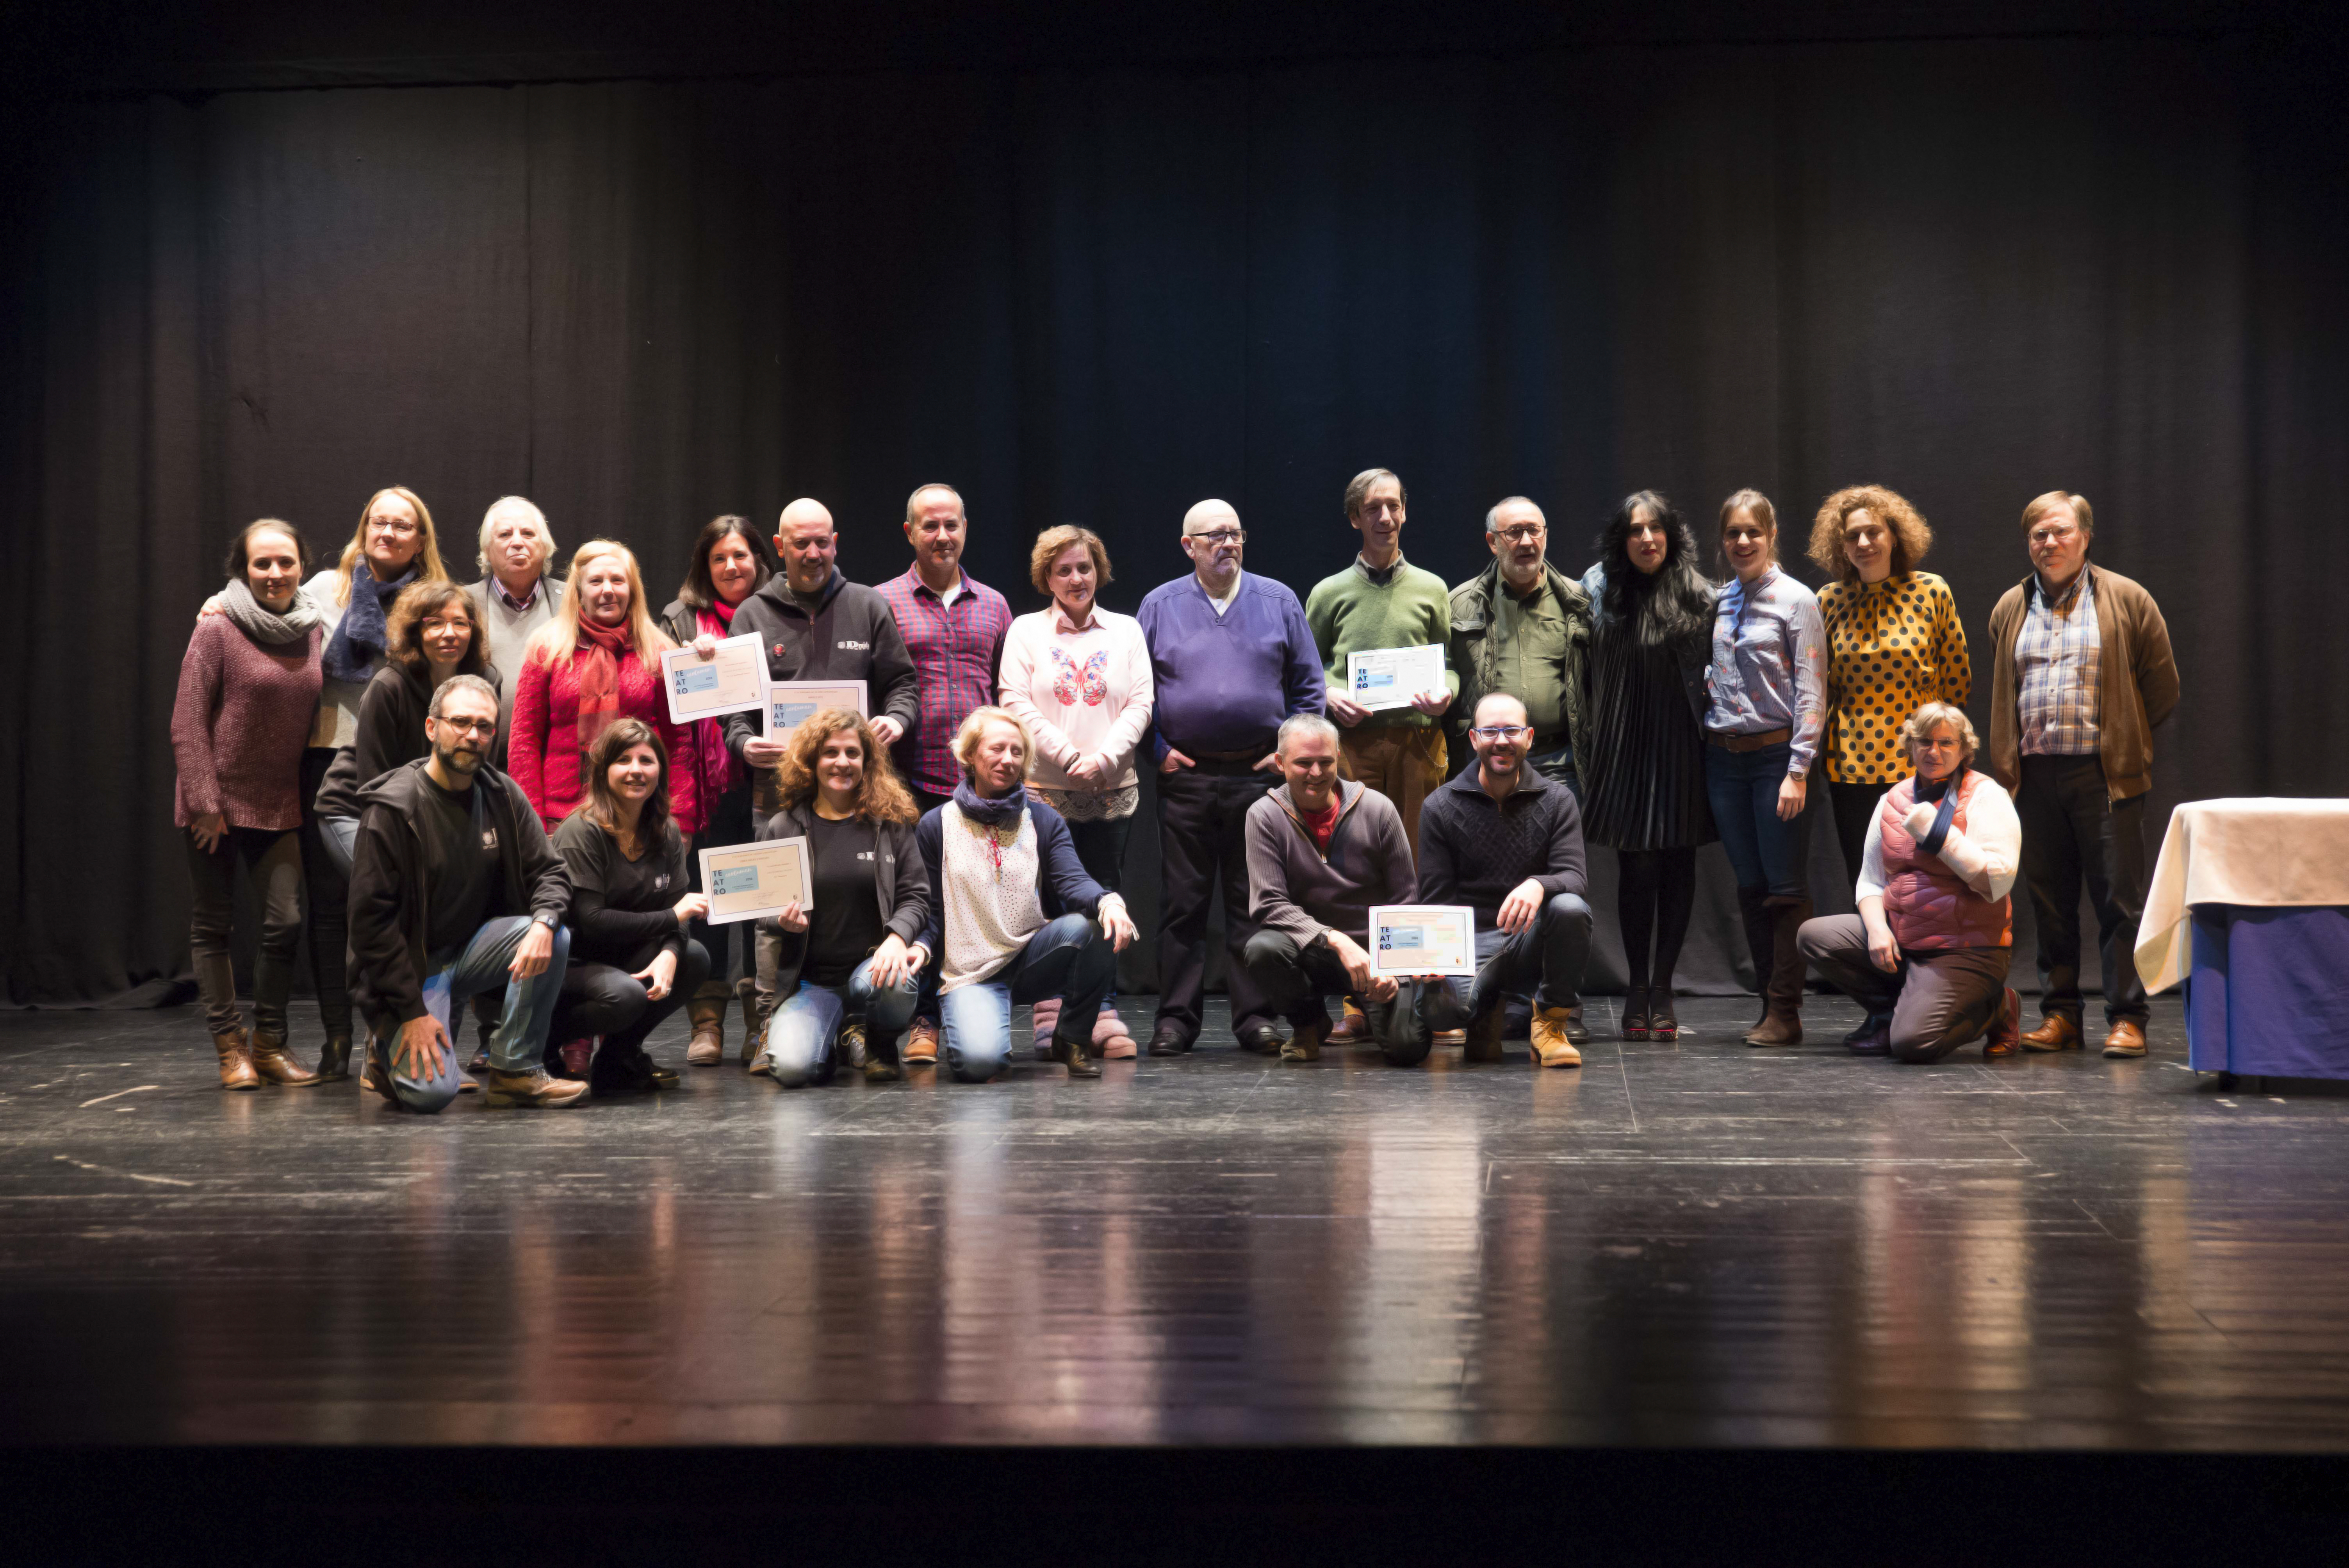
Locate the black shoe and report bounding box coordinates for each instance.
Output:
[1052,1032,1101,1079]
[1148,1022,1192,1057]
[1558,1003,1591,1047]
[1846,1013,1894,1056]
[315,1035,352,1082]
[1233,1023,1283,1056]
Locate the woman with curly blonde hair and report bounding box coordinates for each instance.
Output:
[1805,485,1970,943]
[753,711,930,1086]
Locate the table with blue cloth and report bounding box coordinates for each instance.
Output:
[2135,798,2349,1081]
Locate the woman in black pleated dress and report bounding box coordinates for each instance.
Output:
[1579,491,1718,1040]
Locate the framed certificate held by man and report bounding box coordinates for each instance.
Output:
[763,679,869,739]
[1367,904,1477,978]
[660,633,768,724]
[698,838,812,925]
[1345,644,1446,713]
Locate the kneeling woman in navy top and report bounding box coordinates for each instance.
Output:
[548,719,711,1092]
[755,709,930,1087]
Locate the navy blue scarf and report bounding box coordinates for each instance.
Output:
[1912,764,1966,857]
[323,560,420,684]
[952,779,1028,827]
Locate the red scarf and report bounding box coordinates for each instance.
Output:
[1298,795,1340,852]
[704,598,739,631]
[574,615,634,768]
[693,606,746,794]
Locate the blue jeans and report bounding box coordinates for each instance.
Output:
[758,955,921,1087]
[1705,741,1811,896]
[938,913,1115,1082]
[369,916,570,1114]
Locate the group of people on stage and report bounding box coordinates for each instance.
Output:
[170,469,2177,1109]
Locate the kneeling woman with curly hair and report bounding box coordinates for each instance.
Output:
[754,710,930,1086]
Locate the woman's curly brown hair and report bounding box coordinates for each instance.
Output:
[386,580,493,676]
[1807,484,1934,584]
[773,709,918,825]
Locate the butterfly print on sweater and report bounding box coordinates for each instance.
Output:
[1048,647,1110,707]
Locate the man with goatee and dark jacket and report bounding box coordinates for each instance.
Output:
[348,673,581,1112]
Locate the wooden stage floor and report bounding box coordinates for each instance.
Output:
[4,992,2345,1451]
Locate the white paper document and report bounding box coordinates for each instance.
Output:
[763,680,870,739]
[660,633,768,723]
[698,838,811,925]
[1345,643,1446,713]
[1367,904,1477,978]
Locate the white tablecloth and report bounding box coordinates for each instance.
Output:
[2135,797,2349,992]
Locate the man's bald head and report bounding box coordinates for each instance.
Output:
[1183,499,1240,535]
[1180,498,1246,591]
[775,497,839,593]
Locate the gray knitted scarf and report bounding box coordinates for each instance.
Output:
[220,576,324,646]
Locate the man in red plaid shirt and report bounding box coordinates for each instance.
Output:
[877,483,1014,1063]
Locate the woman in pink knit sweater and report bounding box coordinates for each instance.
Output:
[170,520,326,1091]
[509,540,699,838]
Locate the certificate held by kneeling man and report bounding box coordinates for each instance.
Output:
[1368,904,1477,977]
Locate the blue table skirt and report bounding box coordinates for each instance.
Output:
[2189,904,2349,1079]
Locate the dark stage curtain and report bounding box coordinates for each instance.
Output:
[4,33,2345,1004]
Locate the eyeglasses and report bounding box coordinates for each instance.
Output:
[437,718,497,737]
[2029,526,2080,546]
[1469,724,1533,741]
[1491,526,1545,543]
[1186,529,1245,547]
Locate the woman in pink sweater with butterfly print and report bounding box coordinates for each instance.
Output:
[998,526,1154,1057]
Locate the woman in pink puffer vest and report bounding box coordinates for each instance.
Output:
[1796,702,2023,1063]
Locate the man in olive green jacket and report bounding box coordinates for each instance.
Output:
[1984,491,2179,1061]
[1447,496,1593,793]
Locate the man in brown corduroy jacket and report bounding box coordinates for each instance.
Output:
[1983,492,2180,1061]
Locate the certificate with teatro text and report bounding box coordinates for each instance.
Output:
[698,838,811,925]
[661,633,768,724]
[763,679,870,739]
[1368,904,1477,978]
[1346,643,1446,713]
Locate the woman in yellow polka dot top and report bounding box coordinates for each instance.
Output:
[1806,484,1971,894]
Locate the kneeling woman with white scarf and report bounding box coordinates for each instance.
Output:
[918,707,1139,1082]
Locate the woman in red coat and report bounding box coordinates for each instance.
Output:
[510,539,700,838]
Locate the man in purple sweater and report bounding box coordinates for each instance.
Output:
[1135,500,1327,1055]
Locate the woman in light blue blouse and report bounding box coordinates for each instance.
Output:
[1704,490,1827,1047]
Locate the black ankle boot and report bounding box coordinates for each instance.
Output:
[315,1035,352,1082]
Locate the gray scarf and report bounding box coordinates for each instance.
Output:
[221,576,323,646]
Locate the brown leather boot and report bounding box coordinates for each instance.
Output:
[736,977,768,1065]
[1328,997,1372,1045]
[1745,897,1811,1047]
[213,1027,260,1091]
[1985,987,2023,1056]
[2021,1013,2082,1052]
[1461,1003,1507,1063]
[686,992,725,1067]
[247,1028,321,1087]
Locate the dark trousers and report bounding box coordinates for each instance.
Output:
[1154,761,1279,1044]
[1242,927,1465,1067]
[1829,780,1891,893]
[1066,814,1133,1008]
[1448,894,1594,1019]
[1707,742,1811,897]
[2017,755,2150,1027]
[688,781,755,989]
[1798,914,2010,1064]
[184,825,305,1038]
[297,746,353,1038]
[551,937,712,1068]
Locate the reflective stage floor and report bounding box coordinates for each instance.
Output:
[5,993,2347,1451]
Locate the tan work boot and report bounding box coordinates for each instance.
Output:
[1280,1016,1328,1063]
[686,992,726,1067]
[482,1067,590,1109]
[904,1019,941,1064]
[212,1026,260,1091]
[1531,1007,1584,1068]
[247,1028,321,1087]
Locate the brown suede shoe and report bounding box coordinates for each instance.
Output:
[1984,987,2022,1057]
[1530,1007,1583,1069]
[482,1068,590,1109]
[903,1019,940,1064]
[686,995,725,1067]
[212,1027,260,1092]
[2021,1014,2082,1052]
[2102,1019,2148,1058]
[247,1028,320,1087]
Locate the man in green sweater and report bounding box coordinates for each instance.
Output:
[1305,468,1457,862]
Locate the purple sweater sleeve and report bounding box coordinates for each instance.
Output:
[170,619,230,822]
